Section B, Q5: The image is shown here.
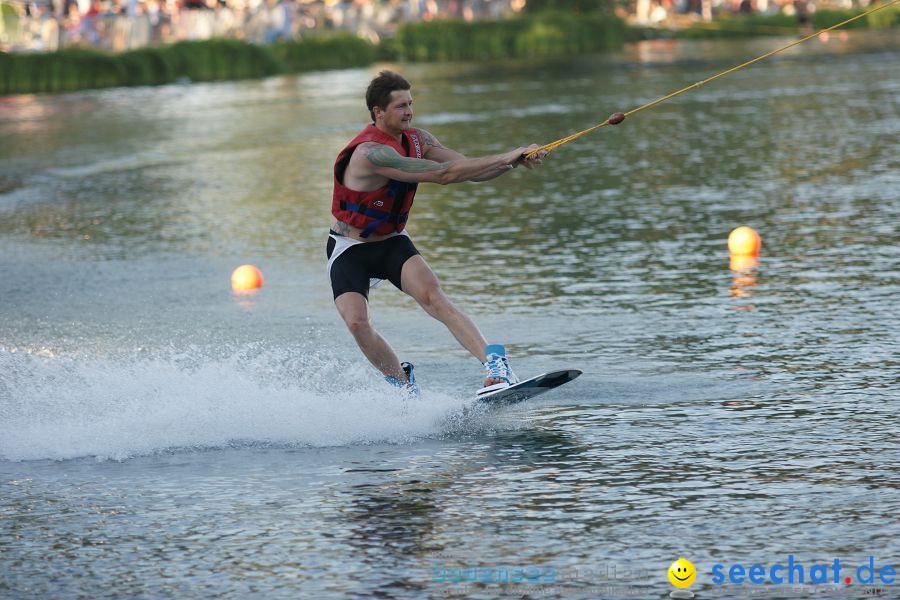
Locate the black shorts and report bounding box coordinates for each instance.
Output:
[326,230,420,299]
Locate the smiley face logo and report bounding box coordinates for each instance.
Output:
[668,558,697,588]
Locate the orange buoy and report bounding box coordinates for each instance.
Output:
[728,226,761,257]
[231,264,264,291]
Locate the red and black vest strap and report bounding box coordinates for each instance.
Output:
[355,134,418,238]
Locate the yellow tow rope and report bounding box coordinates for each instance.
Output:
[526,0,900,158]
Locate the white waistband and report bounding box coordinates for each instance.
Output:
[326,230,411,290]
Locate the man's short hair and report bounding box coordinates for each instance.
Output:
[366,71,411,123]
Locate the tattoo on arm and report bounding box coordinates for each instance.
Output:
[334,221,350,235]
[419,129,445,150]
[364,144,449,173]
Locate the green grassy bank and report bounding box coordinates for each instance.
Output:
[2,4,897,95]
[1,12,626,95]
[0,35,373,95]
[386,12,626,61]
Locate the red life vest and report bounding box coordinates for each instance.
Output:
[332,124,423,238]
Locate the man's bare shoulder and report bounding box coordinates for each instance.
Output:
[353,141,401,159]
[350,137,449,179]
[348,141,391,171]
[356,142,415,170]
[344,142,394,187]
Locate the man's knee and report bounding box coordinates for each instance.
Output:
[343,314,373,338]
[420,284,452,315]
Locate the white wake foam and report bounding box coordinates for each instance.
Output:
[0,347,481,462]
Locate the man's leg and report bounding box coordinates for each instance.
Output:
[334,291,407,381]
[399,256,507,386]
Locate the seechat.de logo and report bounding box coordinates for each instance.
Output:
[712,555,896,586]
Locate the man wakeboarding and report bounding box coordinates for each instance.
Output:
[327,71,546,396]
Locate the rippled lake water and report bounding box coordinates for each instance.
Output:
[1,31,899,599]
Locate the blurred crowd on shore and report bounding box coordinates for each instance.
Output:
[0,0,875,53]
[3,0,521,52]
[630,0,871,25]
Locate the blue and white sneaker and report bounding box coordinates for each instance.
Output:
[477,344,519,397]
[385,362,420,398]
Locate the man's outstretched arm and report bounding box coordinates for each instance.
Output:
[419,129,543,182]
[361,142,526,185]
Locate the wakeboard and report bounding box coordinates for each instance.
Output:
[476,369,582,406]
